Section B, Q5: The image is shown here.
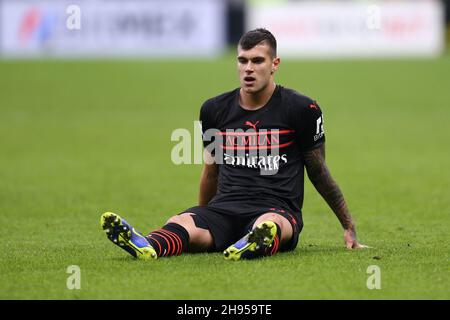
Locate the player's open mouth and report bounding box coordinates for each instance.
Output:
[244,76,256,85]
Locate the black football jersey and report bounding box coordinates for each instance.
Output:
[200,85,325,215]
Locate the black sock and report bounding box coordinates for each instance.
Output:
[266,222,282,256]
[145,223,189,257]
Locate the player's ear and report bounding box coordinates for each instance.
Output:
[272,57,280,74]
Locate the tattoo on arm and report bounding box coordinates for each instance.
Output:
[302,144,354,230]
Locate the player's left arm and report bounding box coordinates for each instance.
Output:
[303,144,368,249]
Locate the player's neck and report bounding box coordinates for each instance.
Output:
[239,82,276,111]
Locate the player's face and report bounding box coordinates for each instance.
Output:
[237,43,279,94]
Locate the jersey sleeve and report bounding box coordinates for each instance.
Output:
[199,98,216,149]
[291,98,326,152]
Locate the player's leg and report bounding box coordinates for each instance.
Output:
[223,210,301,260]
[146,212,214,256]
[100,212,158,260]
[251,212,293,246]
[100,211,214,260]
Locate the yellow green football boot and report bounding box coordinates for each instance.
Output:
[223,221,277,261]
[100,212,157,260]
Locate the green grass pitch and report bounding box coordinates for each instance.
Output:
[0,55,449,299]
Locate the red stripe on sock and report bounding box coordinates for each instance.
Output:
[170,231,184,255]
[172,233,183,255]
[275,236,280,254]
[159,229,178,256]
[162,229,183,255]
[167,230,183,256]
[153,231,172,257]
[270,235,279,256]
[146,234,162,256]
[155,231,174,256]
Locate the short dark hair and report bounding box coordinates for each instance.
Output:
[238,28,277,57]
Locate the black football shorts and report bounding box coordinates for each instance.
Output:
[179,205,303,252]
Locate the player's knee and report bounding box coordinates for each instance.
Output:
[257,213,293,238]
[166,213,193,226]
[166,213,213,250]
[165,214,194,237]
[166,215,182,226]
[259,213,284,226]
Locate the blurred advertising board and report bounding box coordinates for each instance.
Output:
[247,0,444,58]
[0,0,225,58]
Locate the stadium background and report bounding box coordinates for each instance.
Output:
[0,0,449,299]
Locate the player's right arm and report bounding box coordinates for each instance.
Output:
[302,144,366,249]
[290,94,367,249]
[199,151,218,206]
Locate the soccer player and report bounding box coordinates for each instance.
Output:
[100,28,367,260]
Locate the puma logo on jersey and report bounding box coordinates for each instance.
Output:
[244,120,260,131]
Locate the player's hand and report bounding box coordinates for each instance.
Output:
[344,228,369,249]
